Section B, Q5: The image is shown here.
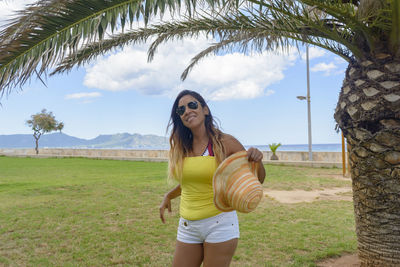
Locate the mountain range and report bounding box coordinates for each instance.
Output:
[0,132,169,149]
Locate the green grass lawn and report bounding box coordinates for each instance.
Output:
[0,156,356,266]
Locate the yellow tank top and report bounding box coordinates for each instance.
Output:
[180,156,221,220]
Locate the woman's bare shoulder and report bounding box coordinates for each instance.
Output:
[220,133,245,157]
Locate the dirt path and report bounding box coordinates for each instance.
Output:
[317,254,360,267]
[264,187,352,203]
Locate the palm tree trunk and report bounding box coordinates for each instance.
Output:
[334,57,400,266]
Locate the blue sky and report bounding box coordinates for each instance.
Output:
[0,1,348,146]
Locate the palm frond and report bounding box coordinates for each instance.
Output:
[0,0,142,96]
[0,0,235,97]
[178,15,354,80]
[249,3,362,55]
[54,6,359,81]
[150,5,364,79]
[51,27,162,75]
[249,0,369,56]
[273,0,392,55]
[0,0,397,98]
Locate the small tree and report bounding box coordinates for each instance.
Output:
[26,109,64,154]
[269,143,281,160]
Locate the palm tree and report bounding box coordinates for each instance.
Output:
[269,142,281,160]
[0,0,399,265]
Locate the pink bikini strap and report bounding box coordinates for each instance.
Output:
[207,140,214,156]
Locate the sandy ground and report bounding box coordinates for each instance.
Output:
[317,254,360,267]
[264,186,358,266]
[264,187,353,203]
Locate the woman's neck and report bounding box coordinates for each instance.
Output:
[191,124,208,144]
[189,125,209,156]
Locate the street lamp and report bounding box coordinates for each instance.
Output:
[296,45,313,161]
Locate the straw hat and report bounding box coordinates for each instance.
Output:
[213,151,263,213]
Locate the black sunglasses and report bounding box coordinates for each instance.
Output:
[176,101,199,116]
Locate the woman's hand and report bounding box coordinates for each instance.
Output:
[159,195,172,224]
[247,147,266,183]
[159,185,181,224]
[247,147,263,162]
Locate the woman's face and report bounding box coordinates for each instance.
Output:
[177,94,209,130]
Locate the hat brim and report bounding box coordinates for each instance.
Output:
[213,151,260,212]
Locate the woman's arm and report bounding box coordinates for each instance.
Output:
[222,134,266,184]
[159,184,181,224]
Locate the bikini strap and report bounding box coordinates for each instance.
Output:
[207,140,214,156]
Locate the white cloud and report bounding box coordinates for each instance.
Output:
[265,89,275,96]
[311,62,338,75]
[84,37,297,101]
[0,1,297,101]
[0,0,37,28]
[301,46,327,61]
[65,92,102,100]
[333,56,348,65]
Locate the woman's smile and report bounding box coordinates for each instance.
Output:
[185,113,197,123]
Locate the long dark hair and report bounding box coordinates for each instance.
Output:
[167,90,225,181]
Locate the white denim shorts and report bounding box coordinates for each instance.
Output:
[177,211,240,244]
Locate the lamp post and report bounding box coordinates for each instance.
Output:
[296,45,313,161]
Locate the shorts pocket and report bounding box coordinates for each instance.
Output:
[215,211,236,224]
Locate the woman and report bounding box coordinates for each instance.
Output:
[159,90,265,267]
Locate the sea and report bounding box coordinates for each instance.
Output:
[244,143,345,152]
[145,143,346,152]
